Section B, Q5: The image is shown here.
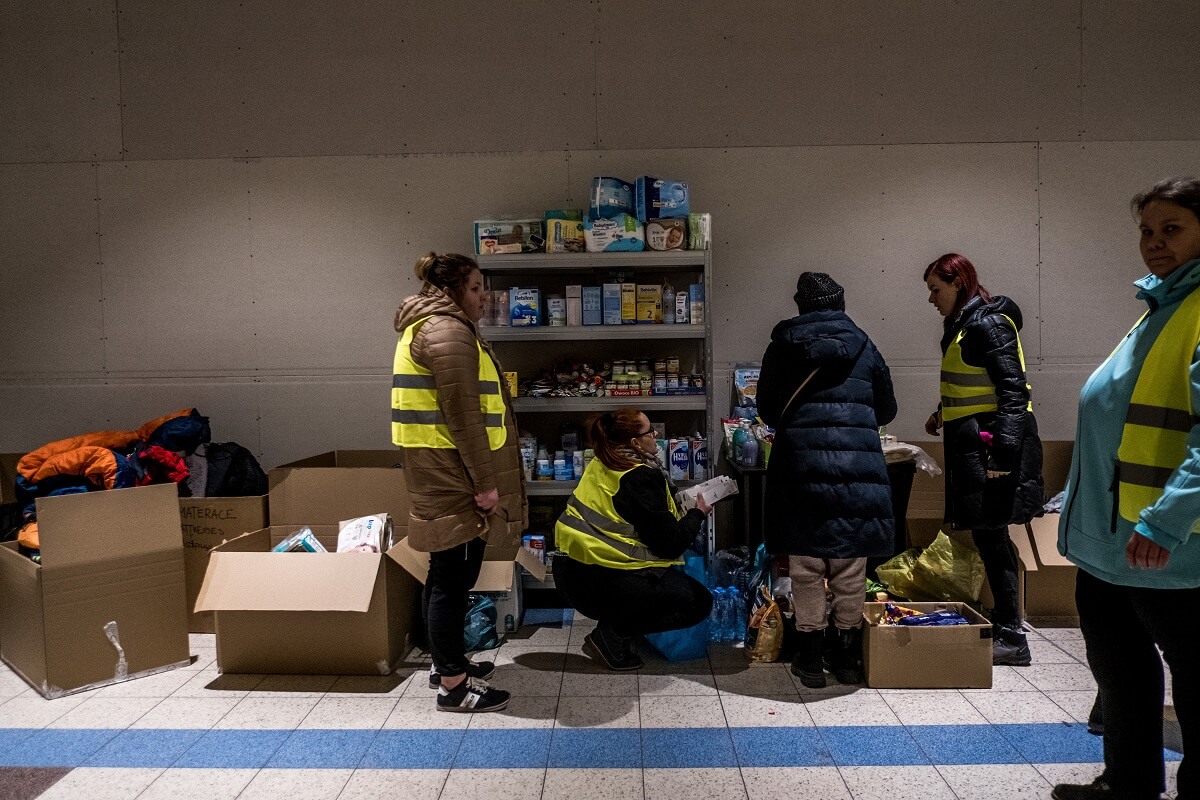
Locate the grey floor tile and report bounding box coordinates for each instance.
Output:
[138,768,257,800]
[644,768,748,800]
[337,768,448,800]
[937,763,1054,799]
[840,765,957,800]
[742,766,851,799]
[236,768,353,800]
[439,768,546,800]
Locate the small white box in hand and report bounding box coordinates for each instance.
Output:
[677,475,739,511]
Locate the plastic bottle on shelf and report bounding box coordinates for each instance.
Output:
[730,586,747,643]
[732,423,748,465]
[663,283,676,325]
[536,444,550,464]
[740,422,759,468]
[708,588,725,642]
[719,588,735,642]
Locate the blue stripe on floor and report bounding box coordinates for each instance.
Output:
[0,724,1178,768]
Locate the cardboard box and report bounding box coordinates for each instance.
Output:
[180,495,268,634]
[863,601,992,689]
[636,284,663,324]
[194,526,414,674]
[1022,513,1078,625]
[390,537,546,639]
[582,285,602,325]
[0,483,190,698]
[268,450,411,534]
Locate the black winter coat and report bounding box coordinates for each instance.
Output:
[758,310,898,558]
[937,295,1044,530]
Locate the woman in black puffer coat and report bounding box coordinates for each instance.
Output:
[923,253,1043,667]
[758,272,897,688]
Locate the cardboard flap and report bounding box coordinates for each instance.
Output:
[1008,523,1038,572]
[268,451,408,526]
[1028,516,1074,567]
[194,551,381,613]
[388,536,534,589]
[515,546,547,581]
[37,483,183,571]
[212,528,272,553]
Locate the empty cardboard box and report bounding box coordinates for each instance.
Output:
[194,526,416,675]
[863,601,992,689]
[1023,514,1078,626]
[180,495,268,633]
[0,483,190,698]
[268,450,411,534]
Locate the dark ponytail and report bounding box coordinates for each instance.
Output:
[585,407,644,471]
[413,252,479,307]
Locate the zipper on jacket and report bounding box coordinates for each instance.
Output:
[1109,459,1120,534]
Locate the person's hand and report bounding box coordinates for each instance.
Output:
[695,492,713,515]
[925,412,942,436]
[1126,532,1170,570]
[985,470,1010,479]
[474,487,499,514]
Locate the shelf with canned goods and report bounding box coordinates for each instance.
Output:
[477,251,706,271]
[511,395,706,413]
[480,325,705,341]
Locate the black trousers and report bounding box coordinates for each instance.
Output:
[554,555,712,637]
[421,535,486,678]
[1077,568,1197,798]
[972,526,1021,628]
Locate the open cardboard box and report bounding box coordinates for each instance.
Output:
[195,525,415,674]
[180,495,268,634]
[863,601,992,689]
[0,483,190,698]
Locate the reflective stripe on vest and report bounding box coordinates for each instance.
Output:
[940,313,1033,422]
[391,315,507,450]
[554,459,682,570]
[1114,288,1200,531]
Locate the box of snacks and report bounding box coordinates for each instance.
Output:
[862,601,992,689]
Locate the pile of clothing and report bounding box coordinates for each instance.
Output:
[5,408,266,561]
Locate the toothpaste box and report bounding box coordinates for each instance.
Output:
[474,219,545,255]
[602,284,622,325]
[635,177,690,222]
[582,286,603,325]
[509,287,541,326]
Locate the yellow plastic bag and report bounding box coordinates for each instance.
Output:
[876,531,986,602]
[746,585,783,663]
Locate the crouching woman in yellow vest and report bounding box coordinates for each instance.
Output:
[392,252,527,714]
[554,408,714,671]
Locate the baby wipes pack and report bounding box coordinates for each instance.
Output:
[584,214,645,252]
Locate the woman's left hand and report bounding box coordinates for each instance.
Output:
[474,487,499,514]
[1125,532,1170,570]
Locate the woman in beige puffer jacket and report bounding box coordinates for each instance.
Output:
[392,252,527,713]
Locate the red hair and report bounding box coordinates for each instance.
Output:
[923,253,991,318]
[585,408,644,471]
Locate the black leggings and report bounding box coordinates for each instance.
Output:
[421,536,486,677]
[554,555,712,637]
[972,526,1021,628]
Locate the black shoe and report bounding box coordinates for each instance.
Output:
[831,626,864,685]
[429,660,496,689]
[790,629,827,689]
[582,629,642,671]
[992,624,1032,667]
[1086,693,1104,736]
[436,676,510,713]
[1051,776,1161,800]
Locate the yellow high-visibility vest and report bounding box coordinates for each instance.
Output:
[391,315,507,450]
[1115,288,1200,530]
[555,459,682,570]
[940,314,1033,422]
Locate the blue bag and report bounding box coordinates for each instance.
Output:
[645,553,711,661]
[464,594,499,652]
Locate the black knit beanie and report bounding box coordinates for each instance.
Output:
[793,272,845,313]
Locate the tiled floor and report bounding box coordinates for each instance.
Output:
[0,611,1182,800]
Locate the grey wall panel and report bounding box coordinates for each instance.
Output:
[120,0,596,160]
[247,153,566,373]
[0,0,121,163]
[0,384,113,453]
[96,160,256,373]
[258,377,391,469]
[1082,0,1200,141]
[0,164,105,375]
[597,1,1079,150]
[1038,140,1200,363]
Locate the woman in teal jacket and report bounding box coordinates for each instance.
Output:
[1054,177,1200,800]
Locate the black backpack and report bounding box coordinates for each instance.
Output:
[204,442,268,497]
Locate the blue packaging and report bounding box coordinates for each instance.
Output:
[669,438,691,481]
[582,286,602,325]
[590,177,635,218]
[635,176,690,222]
[601,283,622,325]
[509,287,540,326]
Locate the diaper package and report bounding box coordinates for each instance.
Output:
[677,475,739,511]
[584,214,645,252]
[337,513,394,553]
[589,177,635,218]
[636,177,690,222]
[646,218,687,251]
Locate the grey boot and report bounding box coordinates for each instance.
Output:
[992,624,1031,667]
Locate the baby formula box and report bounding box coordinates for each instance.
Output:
[691,436,708,480]
[669,438,691,481]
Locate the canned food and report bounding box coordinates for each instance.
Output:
[666,373,679,390]
[612,360,626,376]
[666,356,680,374]
[653,373,667,393]
[654,358,667,373]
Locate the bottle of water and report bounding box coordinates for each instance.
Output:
[729,586,747,643]
[732,424,748,465]
[708,588,725,642]
[740,423,759,468]
[719,589,735,642]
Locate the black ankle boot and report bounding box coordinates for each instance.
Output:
[992,624,1031,667]
[789,629,826,688]
[832,626,864,685]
